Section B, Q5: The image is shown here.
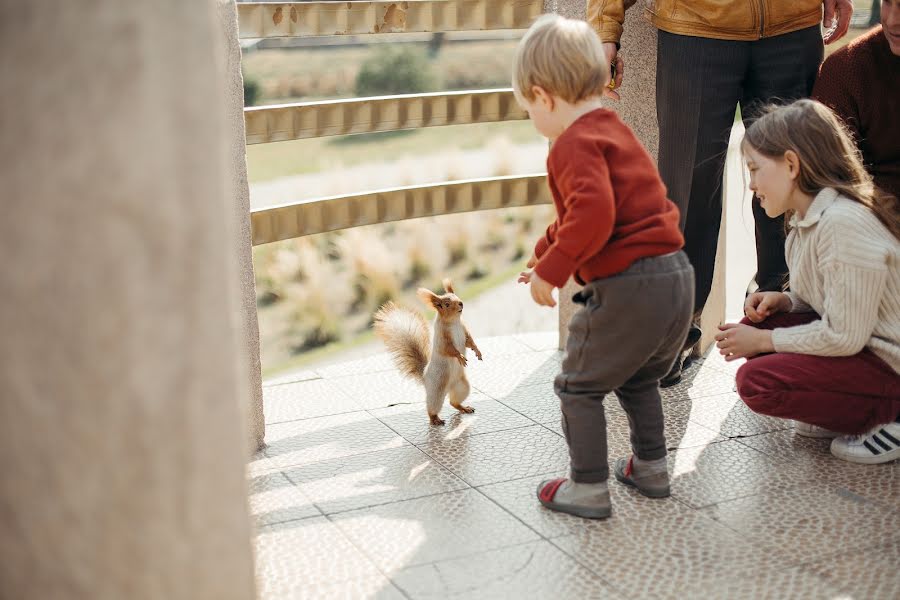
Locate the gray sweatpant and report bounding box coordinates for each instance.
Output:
[555,251,694,483]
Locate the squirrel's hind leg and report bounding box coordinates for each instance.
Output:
[425,375,447,426]
[449,376,474,414]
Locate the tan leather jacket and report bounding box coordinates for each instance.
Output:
[588,0,824,43]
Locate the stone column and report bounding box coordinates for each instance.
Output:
[216,0,265,453]
[0,2,256,599]
[551,2,725,353]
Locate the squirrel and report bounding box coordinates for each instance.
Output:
[373,279,483,426]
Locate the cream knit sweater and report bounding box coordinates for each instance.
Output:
[772,188,900,376]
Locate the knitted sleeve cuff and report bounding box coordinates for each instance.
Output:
[784,291,813,314]
[533,245,576,289]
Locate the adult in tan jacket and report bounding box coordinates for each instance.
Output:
[589,0,853,386]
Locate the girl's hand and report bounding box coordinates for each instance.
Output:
[715,323,774,361]
[744,292,792,323]
[529,272,557,307]
[517,270,532,284]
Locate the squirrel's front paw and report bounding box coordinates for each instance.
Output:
[457,355,467,367]
[475,351,483,361]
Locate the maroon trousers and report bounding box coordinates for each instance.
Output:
[736,312,900,435]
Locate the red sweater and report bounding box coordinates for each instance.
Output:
[813,26,900,200]
[533,109,683,289]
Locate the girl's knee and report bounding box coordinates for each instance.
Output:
[735,360,771,407]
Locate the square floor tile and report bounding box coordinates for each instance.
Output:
[263,378,361,424]
[675,565,843,600]
[248,472,320,526]
[700,349,745,379]
[263,576,406,600]
[467,352,562,398]
[254,517,381,596]
[331,489,540,573]
[479,473,690,539]
[806,538,900,598]
[370,395,535,445]
[283,445,468,514]
[607,400,727,454]
[684,392,792,438]
[391,540,622,599]
[667,440,814,509]
[263,369,320,387]
[493,382,560,424]
[419,425,570,486]
[330,369,427,410]
[314,352,397,378]
[263,412,408,470]
[463,334,533,357]
[736,429,900,507]
[660,364,737,403]
[702,482,899,563]
[552,511,788,599]
[514,331,561,352]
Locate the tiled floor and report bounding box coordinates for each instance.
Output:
[248,333,900,599]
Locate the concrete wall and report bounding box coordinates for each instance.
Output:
[216,0,266,452]
[0,2,257,599]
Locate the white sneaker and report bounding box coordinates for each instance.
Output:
[830,421,900,464]
[794,421,841,439]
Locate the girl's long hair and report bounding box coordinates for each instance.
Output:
[743,99,900,240]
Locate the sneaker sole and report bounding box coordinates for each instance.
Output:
[830,445,900,465]
[535,482,611,519]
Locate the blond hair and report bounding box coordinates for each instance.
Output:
[512,14,609,104]
[743,99,900,240]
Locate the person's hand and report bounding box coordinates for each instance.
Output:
[518,253,537,284]
[602,42,624,100]
[823,0,853,44]
[715,323,774,361]
[529,272,557,307]
[744,291,792,323]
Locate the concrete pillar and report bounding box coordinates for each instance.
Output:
[552,2,725,352]
[0,2,256,599]
[216,0,265,452]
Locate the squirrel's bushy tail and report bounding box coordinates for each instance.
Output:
[373,301,430,384]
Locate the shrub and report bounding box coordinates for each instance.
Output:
[243,74,260,107]
[354,45,437,97]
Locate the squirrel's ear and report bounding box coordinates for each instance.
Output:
[442,278,455,294]
[416,288,440,308]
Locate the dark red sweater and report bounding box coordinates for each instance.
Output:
[813,26,900,200]
[533,109,683,289]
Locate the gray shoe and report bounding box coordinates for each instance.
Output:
[537,478,612,519]
[614,457,670,498]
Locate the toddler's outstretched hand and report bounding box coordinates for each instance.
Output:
[529,272,557,307]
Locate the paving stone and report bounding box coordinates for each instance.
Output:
[676,565,843,600]
[479,472,690,539]
[247,472,320,526]
[331,489,540,573]
[283,445,468,514]
[254,517,381,597]
[466,351,562,398]
[263,378,361,424]
[683,392,792,438]
[263,412,408,470]
[370,395,535,445]
[392,540,622,599]
[492,382,560,424]
[806,538,900,598]
[668,440,814,509]
[552,511,788,599]
[514,331,562,352]
[736,429,899,507]
[262,369,321,387]
[329,369,427,410]
[702,482,899,563]
[607,400,726,453]
[660,362,738,402]
[420,425,570,486]
[260,576,407,600]
[315,352,397,379]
